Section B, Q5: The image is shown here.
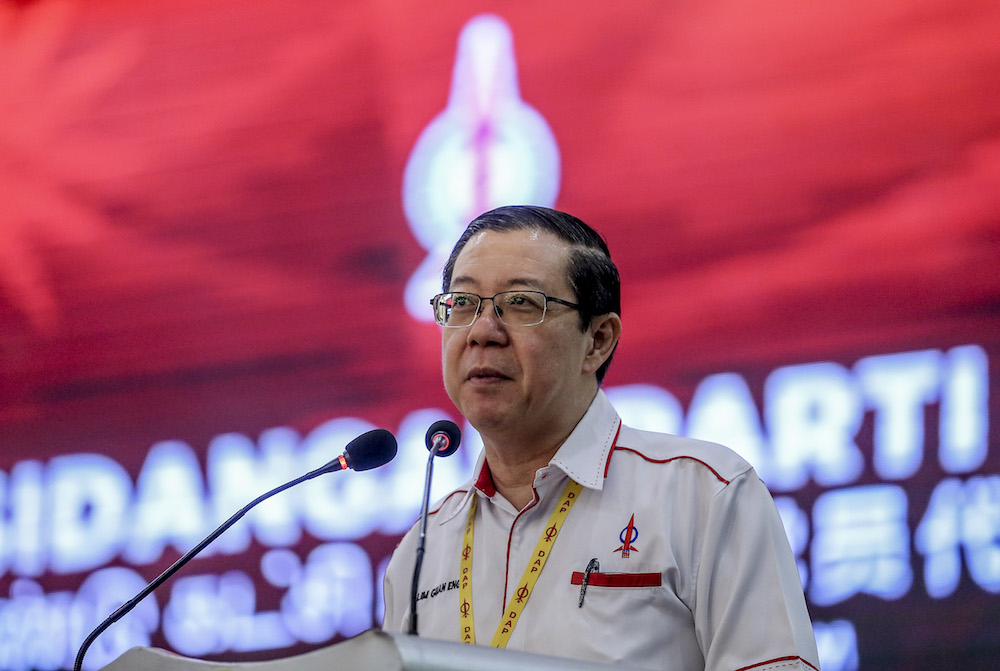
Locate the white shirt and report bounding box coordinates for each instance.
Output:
[383,391,820,671]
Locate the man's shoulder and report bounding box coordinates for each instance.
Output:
[611,424,755,485]
[389,484,471,560]
[428,485,473,519]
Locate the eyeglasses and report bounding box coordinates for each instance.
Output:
[430,291,580,328]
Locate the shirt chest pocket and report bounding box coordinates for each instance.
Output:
[553,568,691,660]
[570,568,664,613]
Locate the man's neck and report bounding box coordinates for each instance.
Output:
[476,388,599,510]
[483,443,558,510]
[480,407,590,510]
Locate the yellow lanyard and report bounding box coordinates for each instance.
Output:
[458,479,584,648]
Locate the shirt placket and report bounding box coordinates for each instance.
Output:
[501,469,564,629]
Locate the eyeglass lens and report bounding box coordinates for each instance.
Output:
[437,291,547,327]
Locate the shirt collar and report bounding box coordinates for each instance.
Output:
[473,389,620,494]
[548,389,621,491]
[435,452,489,525]
[473,451,497,497]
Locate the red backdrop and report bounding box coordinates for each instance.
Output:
[1,1,999,669]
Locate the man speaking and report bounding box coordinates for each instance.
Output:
[382,205,819,671]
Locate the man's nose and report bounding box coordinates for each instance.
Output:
[467,297,508,342]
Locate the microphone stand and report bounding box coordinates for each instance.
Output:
[408,445,439,635]
[407,420,459,636]
[75,428,394,670]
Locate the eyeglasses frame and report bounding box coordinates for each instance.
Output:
[430,290,580,328]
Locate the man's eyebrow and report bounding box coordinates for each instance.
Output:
[449,276,545,291]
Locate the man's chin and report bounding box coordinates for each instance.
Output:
[458,400,516,435]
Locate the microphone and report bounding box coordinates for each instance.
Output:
[74,428,397,671]
[322,427,398,472]
[408,420,462,635]
[427,419,462,457]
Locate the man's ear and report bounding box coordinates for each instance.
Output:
[582,313,622,376]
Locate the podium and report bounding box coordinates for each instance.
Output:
[99,629,639,670]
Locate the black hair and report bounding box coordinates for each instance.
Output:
[442,205,621,383]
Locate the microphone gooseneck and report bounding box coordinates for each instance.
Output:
[74,428,397,671]
[409,420,462,635]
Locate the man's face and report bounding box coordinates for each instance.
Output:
[442,228,599,442]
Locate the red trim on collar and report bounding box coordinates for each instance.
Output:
[474,459,497,497]
[603,422,623,478]
[606,445,731,485]
[735,656,819,671]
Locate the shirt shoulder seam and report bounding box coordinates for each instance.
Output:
[734,655,820,671]
[607,444,734,485]
[429,487,470,516]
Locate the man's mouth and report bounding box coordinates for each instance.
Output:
[467,367,511,382]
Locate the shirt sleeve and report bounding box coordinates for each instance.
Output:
[693,469,820,671]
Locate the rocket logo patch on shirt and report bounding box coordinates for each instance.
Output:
[614,513,639,558]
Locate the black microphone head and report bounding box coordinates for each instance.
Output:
[425,419,461,457]
[344,428,397,471]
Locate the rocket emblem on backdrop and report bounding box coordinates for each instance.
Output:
[401,14,561,322]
